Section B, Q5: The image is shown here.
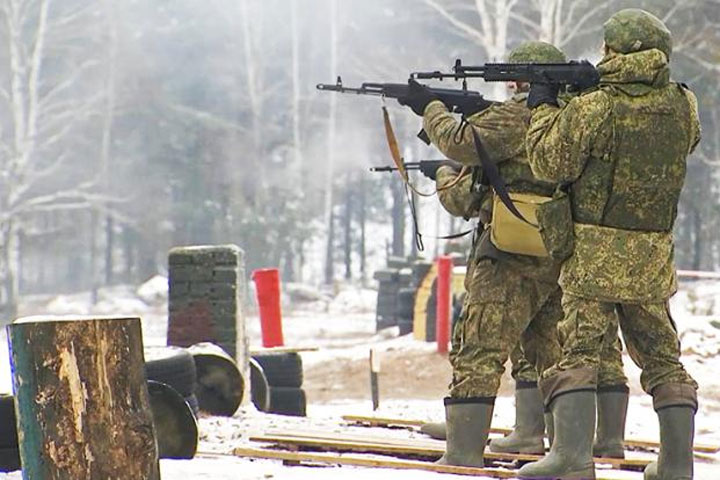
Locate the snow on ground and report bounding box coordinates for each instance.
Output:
[1,279,720,478]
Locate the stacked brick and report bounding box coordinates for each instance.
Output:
[167,245,249,402]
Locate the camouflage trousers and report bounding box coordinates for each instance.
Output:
[510,317,627,388]
[540,293,698,405]
[449,258,562,398]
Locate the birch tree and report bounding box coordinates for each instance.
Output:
[0,0,110,319]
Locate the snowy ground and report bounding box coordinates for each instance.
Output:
[1,278,720,478]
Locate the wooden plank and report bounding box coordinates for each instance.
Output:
[250,346,319,355]
[343,414,512,435]
[343,414,720,454]
[251,430,652,470]
[233,446,519,478]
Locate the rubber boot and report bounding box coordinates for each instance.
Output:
[419,421,446,440]
[593,388,628,459]
[644,406,695,480]
[489,384,545,454]
[545,411,554,447]
[436,398,494,468]
[517,390,596,479]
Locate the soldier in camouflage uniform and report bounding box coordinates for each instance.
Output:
[425,153,630,459]
[399,41,629,467]
[517,10,700,480]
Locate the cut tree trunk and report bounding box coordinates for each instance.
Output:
[8,316,160,480]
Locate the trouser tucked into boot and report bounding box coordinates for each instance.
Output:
[489,381,545,454]
[644,383,697,480]
[593,384,629,459]
[518,369,597,480]
[437,397,495,468]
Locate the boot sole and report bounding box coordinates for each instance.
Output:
[558,469,596,480]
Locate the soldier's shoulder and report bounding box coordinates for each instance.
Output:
[567,87,614,112]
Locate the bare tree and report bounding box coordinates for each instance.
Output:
[0,0,111,318]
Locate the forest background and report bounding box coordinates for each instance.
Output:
[0,0,718,320]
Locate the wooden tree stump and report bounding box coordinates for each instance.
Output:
[8,316,160,480]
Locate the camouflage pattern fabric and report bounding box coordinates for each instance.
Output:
[526,45,699,397]
[507,42,566,64]
[604,9,672,58]
[449,258,562,398]
[526,48,700,302]
[510,344,538,384]
[512,316,627,387]
[543,294,697,394]
[436,167,481,220]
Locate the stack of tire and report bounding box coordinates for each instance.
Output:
[375,257,434,335]
[0,395,20,472]
[250,352,305,416]
[374,257,415,332]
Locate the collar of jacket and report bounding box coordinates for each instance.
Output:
[596,48,670,96]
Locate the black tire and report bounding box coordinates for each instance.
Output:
[185,394,199,416]
[0,447,20,472]
[252,352,303,388]
[147,381,198,460]
[268,387,306,417]
[145,347,197,398]
[190,343,244,417]
[0,395,17,449]
[249,358,270,412]
[396,287,415,319]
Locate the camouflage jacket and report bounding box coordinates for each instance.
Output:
[425,94,560,284]
[526,49,701,302]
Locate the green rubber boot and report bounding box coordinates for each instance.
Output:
[644,406,695,480]
[436,398,494,468]
[489,384,545,454]
[593,388,629,459]
[419,421,446,440]
[517,390,596,479]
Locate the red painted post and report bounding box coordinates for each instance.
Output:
[251,268,285,347]
[436,256,453,354]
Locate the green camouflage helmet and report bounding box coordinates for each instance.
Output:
[507,41,566,63]
[604,9,672,58]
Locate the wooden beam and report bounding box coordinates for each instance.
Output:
[342,414,720,454]
[250,430,652,470]
[232,446,518,478]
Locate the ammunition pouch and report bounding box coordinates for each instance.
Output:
[490,192,550,257]
[535,188,574,261]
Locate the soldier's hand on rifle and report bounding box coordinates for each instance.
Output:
[527,82,561,109]
[420,160,461,181]
[568,67,601,93]
[398,79,439,116]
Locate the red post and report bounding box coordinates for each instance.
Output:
[436,256,453,354]
[251,268,285,347]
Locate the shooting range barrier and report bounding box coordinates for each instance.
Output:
[167,244,250,405]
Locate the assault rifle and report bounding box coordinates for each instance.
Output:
[412,59,600,90]
[369,160,446,173]
[317,77,496,143]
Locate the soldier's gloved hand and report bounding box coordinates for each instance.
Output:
[419,160,460,181]
[568,68,600,93]
[398,79,439,116]
[527,82,560,109]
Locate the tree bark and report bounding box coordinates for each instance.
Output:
[391,179,405,257]
[343,183,352,280]
[8,317,160,479]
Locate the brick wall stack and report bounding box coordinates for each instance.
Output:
[167,245,249,401]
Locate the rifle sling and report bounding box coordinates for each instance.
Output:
[382,106,469,197]
[436,229,474,240]
[469,123,532,225]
